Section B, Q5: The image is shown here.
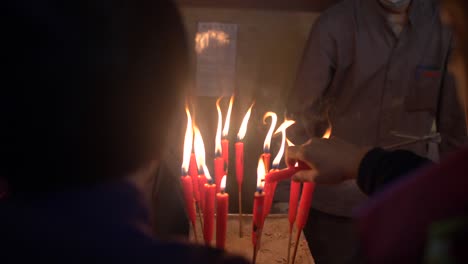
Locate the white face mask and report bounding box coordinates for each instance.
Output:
[379,0,411,12]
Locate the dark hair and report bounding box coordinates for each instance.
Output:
[2,0,189,196]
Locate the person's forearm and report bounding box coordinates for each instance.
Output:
[357,148,432,195]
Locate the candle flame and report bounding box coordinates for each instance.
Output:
[322,125,332,139]
[272,120,295,168]
[215,97,223,156]
[195,30,230,54]
[237,103,254,141]
[222,95,234,137]
[257,157,266,190]
[194,126,212,181]
[262,112,278,153]
[220,175,227,191]
[286,138,295,147]
[181,107,193,175]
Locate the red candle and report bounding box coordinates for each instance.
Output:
[264,162,309,183]
[288,180,301,232]
[236,103,253,238]
[189,153,200,202]
[296,182,316,230]
[253,157,266,246]
[221,96,234,173]
[261,112,276,173]
[215,98,225,194]
[180,175,197,229]
[216,176,228,249]
[198,174,207,212]
[203,182,216,246]
[262,170,278,218]
[222,139,229,172]
[214,156,224,193]
[261,153,271,173]
[252,191,265,246]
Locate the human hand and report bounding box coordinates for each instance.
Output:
[286,138,370,184]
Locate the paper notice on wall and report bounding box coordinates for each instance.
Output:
[195,22,238,97]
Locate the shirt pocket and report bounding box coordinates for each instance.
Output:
[404,65,442,113]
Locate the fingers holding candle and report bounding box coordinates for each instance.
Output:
[285,138,370,184]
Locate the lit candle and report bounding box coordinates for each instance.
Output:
[181,107,198,239]
[221,96,234,172]
[235,103,253,238]
[288,180,301,232]
[292,126,331,264]
[261,112,277,172]
[204,180,216,246]
[214,98,225,193]
[216,175,229,249]
[198,173,207,213]
[252,157,266,264]
[296,182,315,231]
[264,163,308,183]
[194,126,216,246]
[286,139,300,234]
[189,153,200,204]
[263,120,295,218]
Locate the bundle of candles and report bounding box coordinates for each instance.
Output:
[180,96,331,263]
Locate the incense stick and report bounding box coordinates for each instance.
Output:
[252,244,258,264]
[287,226,293,264]
[238,191,243,237]
[291,229,301,264]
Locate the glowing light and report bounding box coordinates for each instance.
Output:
[237,103,254,141]
[181,107,193,175]
[222,96,234,137]
[195,30,230,54]
[215,97,223,156]
[262,112,278,153]
[272,120,296,168]
[322,125,332,139]
[194,126,212,181]
[257,157,266,190]
[220,175,227,192]
[286,138,295,147]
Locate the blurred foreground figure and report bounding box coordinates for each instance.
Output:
[287,0,467,262]
[287,1,468,263]
[0,1,247,263]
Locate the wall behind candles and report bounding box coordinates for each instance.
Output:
[181,7,319,213]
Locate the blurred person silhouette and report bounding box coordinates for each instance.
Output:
[286,1,468,263]
[286,0,467,262]
[0,1,248,263]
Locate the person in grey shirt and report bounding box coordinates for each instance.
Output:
[287,0,467,263]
